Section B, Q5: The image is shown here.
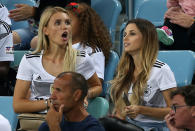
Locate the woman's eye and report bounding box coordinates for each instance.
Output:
[130,32,136,35]
[65,20,71,25]
[55,20,61,25]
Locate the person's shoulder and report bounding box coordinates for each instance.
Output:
[25,52,41,59]
[85,115,105,131]
[77,50,87,57]
[153,60,166,69]
[0,19,11,35]
[152,60,173,75]
[89,47,103,55]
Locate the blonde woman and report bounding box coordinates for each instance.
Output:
[13,7,102,113]
[111,18,176,131]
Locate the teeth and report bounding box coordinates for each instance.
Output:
[124,43,130,47]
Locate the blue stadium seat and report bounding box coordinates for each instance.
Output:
[102,50,119,97]
[87,97,109,119]
[10,50,29,68]
[91,0,122,44]
[4,0,36,30]
[158,50,195,87]
[134,0,167,26]
[0,96,18,131]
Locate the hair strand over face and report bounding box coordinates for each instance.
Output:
[32,7,77,72]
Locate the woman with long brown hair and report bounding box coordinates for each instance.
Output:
[111,18,176,130]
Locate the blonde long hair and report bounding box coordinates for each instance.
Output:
[111,18,159,114]
[33,7,77,71]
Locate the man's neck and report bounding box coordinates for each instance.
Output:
[64,106,89,122]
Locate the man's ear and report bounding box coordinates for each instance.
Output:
[191,106,195,117]
[73,89,82,102]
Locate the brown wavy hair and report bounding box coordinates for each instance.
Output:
[110,18,159,115]
[65,2,112,63]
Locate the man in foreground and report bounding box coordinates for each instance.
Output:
[165,85,195,131]
[39,72,105,131]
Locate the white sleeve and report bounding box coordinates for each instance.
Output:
[91,51,105,79]
[158,64,177,91]
[16,55,33,81]
[0,6,11,25]
[77,53,96,80]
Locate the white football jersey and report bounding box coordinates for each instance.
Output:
[128,60,176,123]
[72,42,105,79]
[16,51,95,100]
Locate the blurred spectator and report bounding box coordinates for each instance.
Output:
[157,0,195,51]
[0,3,15,96]
[165,85,195,131]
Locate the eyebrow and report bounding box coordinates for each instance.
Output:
[129,30,136,32]
[55,19,61,21]
[125,29,135,32]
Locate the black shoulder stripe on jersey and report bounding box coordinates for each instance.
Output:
[153,65,162,68]
[79,51,85,55]
[0,20,12,34]
[94,47,102,53]
[154,63,164,67]
[77,51,86,57]
[26,56,41,59]
[91,47,102,55]
[0,3,4,8]
[25,53,41,58]
[26,53,41,56]
[156,60,165,65]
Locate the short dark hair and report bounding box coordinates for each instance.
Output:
[170,85,195,106]
[56,72,88,100]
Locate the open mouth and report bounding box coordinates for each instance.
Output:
[62,31,68,40]
[124,43,130,47]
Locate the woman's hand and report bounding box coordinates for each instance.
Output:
[9,4,35,21]
[125,105,140,119]
[165,7,194,28]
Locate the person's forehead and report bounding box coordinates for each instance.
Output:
[125,23,137,30]
[172,94,186,104]
[50,12,69,21]
[54,75,72,88]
